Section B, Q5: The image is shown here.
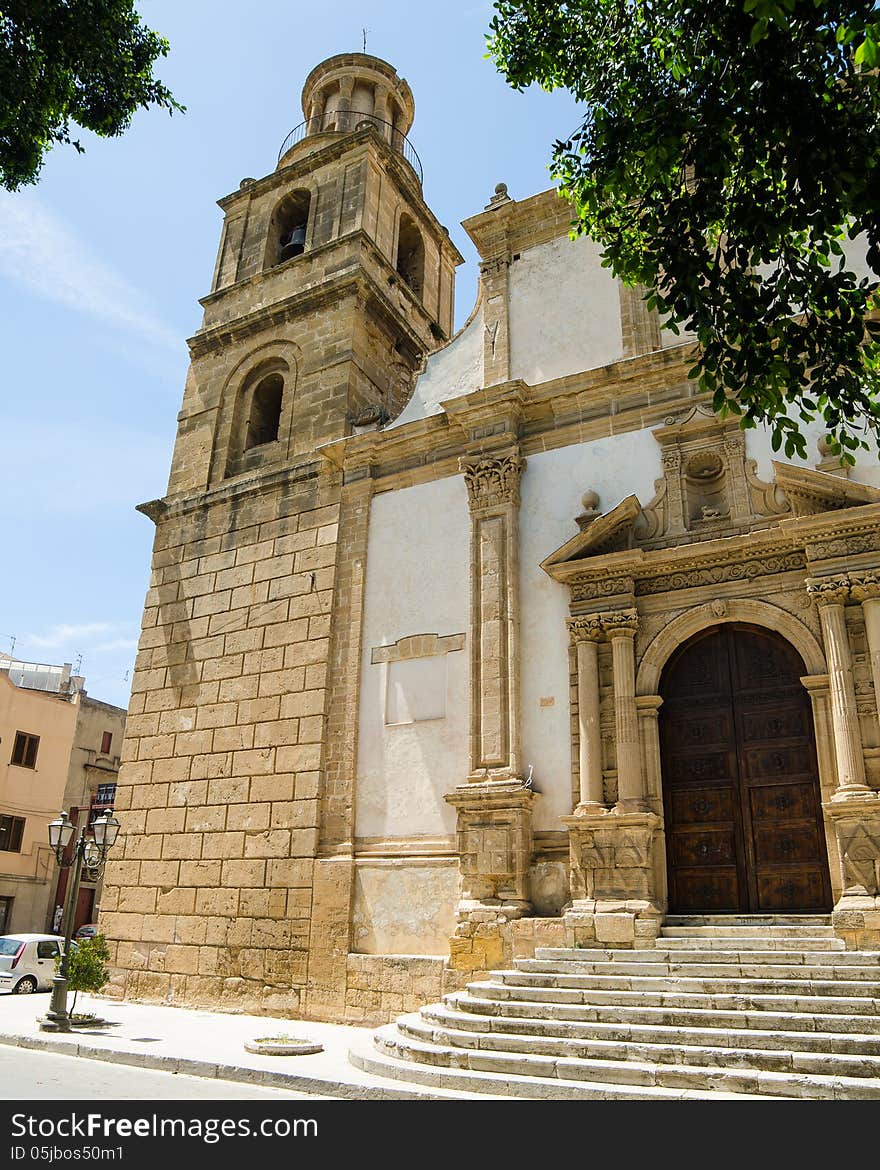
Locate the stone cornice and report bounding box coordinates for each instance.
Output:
[136,458,326,526]
[315,347,697,485]
[188,243,431,364]
[462,187,575,261]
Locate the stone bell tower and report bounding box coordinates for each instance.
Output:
[100,55,463,1018]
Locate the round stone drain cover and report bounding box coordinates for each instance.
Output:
[244,1036,323,1056]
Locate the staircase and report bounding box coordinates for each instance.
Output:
[349,916,880,1099]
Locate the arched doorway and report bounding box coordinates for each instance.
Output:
[659,623,832,914]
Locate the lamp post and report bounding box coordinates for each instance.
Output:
[41,807,120,1033]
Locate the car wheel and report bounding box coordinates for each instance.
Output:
[13,976,38,994]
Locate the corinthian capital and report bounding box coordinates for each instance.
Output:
[806,576,851,607]
[567,615,605,644]
[460,453,525,512]
[849,571,880,603]
[602,609,639,638]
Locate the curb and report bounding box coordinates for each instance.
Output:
[0,1030,460,1101]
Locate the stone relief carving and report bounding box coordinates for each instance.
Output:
[633,406,790,547]
[460,453,524,512]
[637,552,806,596]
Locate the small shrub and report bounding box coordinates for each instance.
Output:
[58,933,110,1015]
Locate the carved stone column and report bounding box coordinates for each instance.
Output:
[459,452,525,782]
[807,577,869,797]
[446,453,534,963]
[568,615,605,810]
[560,607,661,949]
[636,695,664,808]
[605,610,644,810]
[850,571,880,727]
[808,576,880,949]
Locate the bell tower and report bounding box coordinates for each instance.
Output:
[102,56,462,1018]
[167,52,461,495]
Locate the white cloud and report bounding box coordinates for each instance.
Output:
[0,192,180,353]
[27,622,115,649]
[91,638,140,654]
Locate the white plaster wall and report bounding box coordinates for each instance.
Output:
[508,234,624,385]
[356,476,470,839]
[391,303,484,427]
[351,862,459,954]
[519,433,663,831]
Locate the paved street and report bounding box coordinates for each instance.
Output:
[0,1045,339,1100]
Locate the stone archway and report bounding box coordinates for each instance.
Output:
[658,622,833,914]
[636,598,826,695]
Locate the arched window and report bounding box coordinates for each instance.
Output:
[396,214,424,297]
[268,190,311,269]
[245,373,284,450]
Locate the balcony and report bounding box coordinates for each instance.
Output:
[277,115,423,184]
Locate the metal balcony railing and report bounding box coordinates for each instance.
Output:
[277,115,423,184]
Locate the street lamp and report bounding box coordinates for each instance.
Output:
[41,807,121,1033]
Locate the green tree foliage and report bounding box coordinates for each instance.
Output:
[62,934,111,1015]
[488,0,880,460]
[0,0,181,191]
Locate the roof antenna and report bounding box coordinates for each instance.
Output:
[362,27,369,53]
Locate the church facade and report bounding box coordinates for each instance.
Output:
[101,53,880,1023]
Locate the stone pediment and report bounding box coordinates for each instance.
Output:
[541,496,642,573]
[542,407,880,580]
[772,461,880,517]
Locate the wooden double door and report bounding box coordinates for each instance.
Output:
[659,623,832,914]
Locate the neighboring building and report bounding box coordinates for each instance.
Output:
[0,655,126,935]
[102,53,880,1024]
[50,697,126,935]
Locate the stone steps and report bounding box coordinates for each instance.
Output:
[429,1000,880,1056]
[350,1030,764,1100]
[353,920,880,1098]
[517,958,880,981]
[535,946,880,966]
[485,973,880,1015]
[463,981,880,1033]
[402,1011,880,1080]
[371,1021,878,1100]
[660,926,837,938]
[511,963,880,996]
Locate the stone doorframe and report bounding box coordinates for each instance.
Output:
[635,599,836,910]
[541,423,880,948]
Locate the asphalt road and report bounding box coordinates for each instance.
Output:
[0,1045,339,1100]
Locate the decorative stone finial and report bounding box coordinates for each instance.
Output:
[485,182,512,209]
[576,489,601,531]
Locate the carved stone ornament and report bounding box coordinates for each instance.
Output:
[850,571,880,603]
[601,609,639,638]
[806,575,852,607]
[633,406,790,546]
[460,453,524,512]
[570,576,635,602]
[567,615,605,644]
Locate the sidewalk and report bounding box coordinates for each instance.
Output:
[0,993,473,1100]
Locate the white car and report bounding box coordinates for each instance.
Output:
[0,934,63,994]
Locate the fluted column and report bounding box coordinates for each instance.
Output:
[807,577,869,797]
[605,609,643,809]
[851,571,880,727]
[567,615,605,809]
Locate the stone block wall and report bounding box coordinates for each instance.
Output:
[101,465,341,1015]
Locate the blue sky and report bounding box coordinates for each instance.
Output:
[0,1,579,710]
